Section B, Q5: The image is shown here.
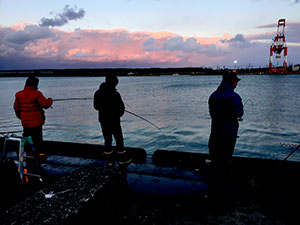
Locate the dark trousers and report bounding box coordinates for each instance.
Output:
[208,134,237,176]
[23,126,43,155]
[208,134,237,199]
[100,119,124,152]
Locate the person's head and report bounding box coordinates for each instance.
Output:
[25,76,39,89]
[222,71,240,88]
[105,74,119,88]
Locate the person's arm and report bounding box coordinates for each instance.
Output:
[117,92,125,117]
[36,91,53,109]
[13,97,21,119]
[232,93,244,118]
[93,90,101,110]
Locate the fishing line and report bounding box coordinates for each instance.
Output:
[280,142,299,147]
[0,125,23,129]
[243,99,253,106]
[0,130,23,136]
[52,97,165,135]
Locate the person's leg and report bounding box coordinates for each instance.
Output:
[208,134,236,207]
[23,126,43,156]
[208,133,219,171]
[112,122,124,153]
[222,136,237,172]
[32,126,43,155]
[209,134,236,171]
[112,121,130,165]
[23,126,44,171]
[100,122,113,154]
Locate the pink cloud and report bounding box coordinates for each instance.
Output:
[1,22,299,70]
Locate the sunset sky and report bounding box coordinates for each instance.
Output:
[0,0,300,70]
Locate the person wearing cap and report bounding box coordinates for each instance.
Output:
[208,71,243,177]
[94,74,131,165]
[14,75,53,158]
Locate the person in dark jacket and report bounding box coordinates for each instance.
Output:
[208,72,243,174]
[94,74,131,165]
[14,75,53,157]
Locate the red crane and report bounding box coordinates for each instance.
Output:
[269,19,288,74]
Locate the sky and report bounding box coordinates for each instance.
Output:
[0,0,300,70]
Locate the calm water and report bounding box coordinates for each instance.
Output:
[1,75,299,161]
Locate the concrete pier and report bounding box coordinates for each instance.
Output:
[0,167,159,225]
[0,147,294,225]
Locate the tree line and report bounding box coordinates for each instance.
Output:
[0,66,298,77]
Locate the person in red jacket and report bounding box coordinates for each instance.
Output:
[14,75,53,157]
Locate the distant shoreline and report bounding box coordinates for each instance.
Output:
[0,67,299,77]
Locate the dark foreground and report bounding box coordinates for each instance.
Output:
[1,138,299,224]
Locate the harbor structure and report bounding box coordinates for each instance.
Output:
[269,19,288,74]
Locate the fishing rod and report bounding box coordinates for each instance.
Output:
[281,143,300,160]
[53,97,133,108]
[125,110,165,136]
[53,97,165,135]
[53,97,93,102]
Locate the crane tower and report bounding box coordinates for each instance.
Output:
[269,19,288,74]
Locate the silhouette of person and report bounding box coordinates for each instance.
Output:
[94,74,131,165]
[14,75,53,158]
[208,71,243,174]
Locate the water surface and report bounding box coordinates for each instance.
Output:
[1,74,299,161]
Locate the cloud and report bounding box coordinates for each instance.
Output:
[162,37,201,53]
[220,34,252,48]
[0,26,258,69]
[256,23,277,29]
[39,5,85,27]
[254,21,300,43]
[286,22,300,42]
[0,26,212,69]
[143,38,159,51]
[220,34,246,43]
[70,50,108,59]
[4,25,53,45]
[1,20,299,70]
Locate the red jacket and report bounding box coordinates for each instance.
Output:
[14,86,53,127]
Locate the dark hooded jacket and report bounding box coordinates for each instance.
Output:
[93,82,125,122]
[208,81,243,137]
